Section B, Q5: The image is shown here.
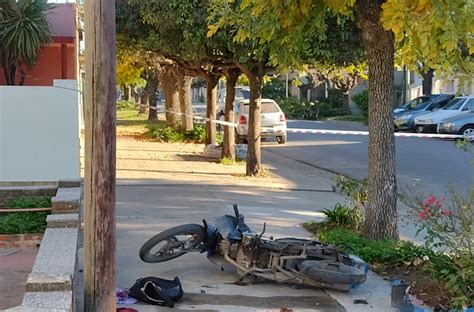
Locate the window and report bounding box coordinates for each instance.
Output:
[235,89,250,100]
[462,99,474,111]
[243,101,280,114]
[444,98,465,110]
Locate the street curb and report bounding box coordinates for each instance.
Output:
[115,180,335,192]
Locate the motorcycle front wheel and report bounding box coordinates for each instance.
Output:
[139,224,206,263]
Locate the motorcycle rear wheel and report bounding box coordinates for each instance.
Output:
[140,224,206,263]
[299,260,367,285]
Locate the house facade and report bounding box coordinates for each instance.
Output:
[0,3,78,86]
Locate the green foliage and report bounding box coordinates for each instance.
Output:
[315,227,431,266]
[144,124,218,144]
[262,78,285,99]
[0,211,48,234]
[277,97,344,120]
[351,90,368,121]
[0,196,52,234]
[7,196,51,208]
[0,0,53,85]
[325,89,344,108]
[116,101,136,111]
[322,203,357,227]
[427,252,474,309]
[329,115,365,122]
[219,156,245,165]
[183,124,206,143]
[312,225,474,308]
[336,175,368,204]
[381,0,474,78]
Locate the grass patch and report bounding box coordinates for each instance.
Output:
[306,225,431,266]
[327,115,366,122]
[219,156,246,165]
[116,108,165,137]
[0,196,52,234]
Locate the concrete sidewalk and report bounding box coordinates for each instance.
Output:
[114,184,394,312]
[105,139,395,311]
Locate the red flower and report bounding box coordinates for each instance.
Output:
[440,210,452,216]
[419,210,426,219]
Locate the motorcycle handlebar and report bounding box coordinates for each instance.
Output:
[233,204,240,217]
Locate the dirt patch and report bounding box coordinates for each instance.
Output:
[374,264,452,310]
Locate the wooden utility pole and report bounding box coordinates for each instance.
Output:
[83,0,116,310]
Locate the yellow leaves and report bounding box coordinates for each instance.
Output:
[324,0,355,15]
[207,24,218,38]
[415,0,432,14]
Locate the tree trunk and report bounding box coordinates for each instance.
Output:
[205,76,218,145]
[247,74,263,176]
[356,0,398,240]
[221,69,239,160]
[342,93,351,115]
[177,74,194,131]
[138,93,148,114]
[18,62,26,86]
[7,64,16,86]
[421,68,434,95]
[122,84,129,101]
[131,85,139,103]
[160,71,180,129]
[139,93,148,114]
[147,77,158,121]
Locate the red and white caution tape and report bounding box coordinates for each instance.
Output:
[134,103,238,127]
[133,103,466,139]
[286,128,465,139]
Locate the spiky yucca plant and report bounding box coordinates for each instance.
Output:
[0,0,52,85]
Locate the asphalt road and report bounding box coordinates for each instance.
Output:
[264,120,473,196]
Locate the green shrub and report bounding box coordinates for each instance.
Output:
[7,196,51,208]
[322,203,357,227]
[277,97,343,120]
[184,124,206,143]
[0,212,48,234]
[314,227,432,266]
[0,196,52,234]
[145,126,184,142]
[352,90,368,121]
[325,89,344,109]
[116,101,136,111]
[308,224,473,309]
[144,124,221,144]
[262,78,286,99]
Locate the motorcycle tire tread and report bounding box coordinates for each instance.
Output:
[299,260,367,285]
[139,224,206,263]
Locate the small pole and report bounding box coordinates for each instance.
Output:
[83,0,116,310]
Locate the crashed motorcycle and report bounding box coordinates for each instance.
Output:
[140,205,368,291]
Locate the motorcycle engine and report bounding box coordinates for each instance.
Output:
[236,233,256,269]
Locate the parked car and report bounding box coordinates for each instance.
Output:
[414,96,474,133]
[217,86,250,113]
[394,94,454,132]
[231,99,287,144]
[437,112,474,138]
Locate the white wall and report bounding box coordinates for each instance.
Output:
[0,80,80,182]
